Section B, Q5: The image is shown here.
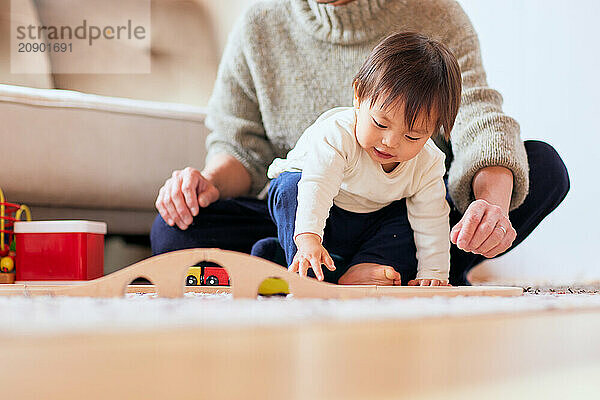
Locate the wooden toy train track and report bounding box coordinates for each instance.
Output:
[0,248,523,298]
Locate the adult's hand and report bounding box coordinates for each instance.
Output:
[155,167,220,230]
[450,199,517,258]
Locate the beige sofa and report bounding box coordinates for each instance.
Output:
[0,0,257,235]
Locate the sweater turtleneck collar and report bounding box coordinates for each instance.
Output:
[290,0,399,45]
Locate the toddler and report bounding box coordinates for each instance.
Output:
[266,32,462,286]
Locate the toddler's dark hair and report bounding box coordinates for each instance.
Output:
[352,32,462,140]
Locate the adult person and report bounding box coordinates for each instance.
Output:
[150,0,569,286]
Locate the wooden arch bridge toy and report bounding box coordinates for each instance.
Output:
[0,248,523,298]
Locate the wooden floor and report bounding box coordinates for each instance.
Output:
[1,306,600,399]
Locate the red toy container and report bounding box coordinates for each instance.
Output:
[14,221,107,281]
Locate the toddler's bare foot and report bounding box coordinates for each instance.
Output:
[337,263,401,286]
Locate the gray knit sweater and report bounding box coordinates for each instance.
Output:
[204,0,529,213]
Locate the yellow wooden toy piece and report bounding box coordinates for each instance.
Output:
[0,257,14,273]
[257,277,290,297]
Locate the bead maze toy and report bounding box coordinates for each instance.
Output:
[0,248,523,298]
[0,187,31,284]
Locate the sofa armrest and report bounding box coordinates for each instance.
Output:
[0,84,209,211]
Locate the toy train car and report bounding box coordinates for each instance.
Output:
[186,263,230,286]
[185,262,290,297]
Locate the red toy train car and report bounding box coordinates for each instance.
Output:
[186,263,230,286]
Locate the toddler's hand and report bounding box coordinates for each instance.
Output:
[407,279,451,287]
[289,233,336,281]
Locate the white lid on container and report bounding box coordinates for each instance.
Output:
[14,220,107,234]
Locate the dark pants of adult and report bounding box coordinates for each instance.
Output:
[150,141,570,286]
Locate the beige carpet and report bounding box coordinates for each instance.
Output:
[1,287,600,336]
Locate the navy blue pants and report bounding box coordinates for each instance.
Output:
[267,171,420,283]
[150,141,570,285]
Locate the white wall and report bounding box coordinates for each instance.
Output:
[458,0,600,284]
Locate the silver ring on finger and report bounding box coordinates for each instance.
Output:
[496,225,507,235]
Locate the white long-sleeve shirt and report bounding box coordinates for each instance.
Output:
[267,107,450,280]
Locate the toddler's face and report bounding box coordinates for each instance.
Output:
[353,93,436,171]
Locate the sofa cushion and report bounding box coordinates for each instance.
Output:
[0,84,208,213]
[35,0,219,106]
[0,0,54,88]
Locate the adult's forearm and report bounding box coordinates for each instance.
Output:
[201,153,252,199]
[472,166,513,214]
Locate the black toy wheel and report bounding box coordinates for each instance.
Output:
[206,275,219,286]
[186,275,198,286]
